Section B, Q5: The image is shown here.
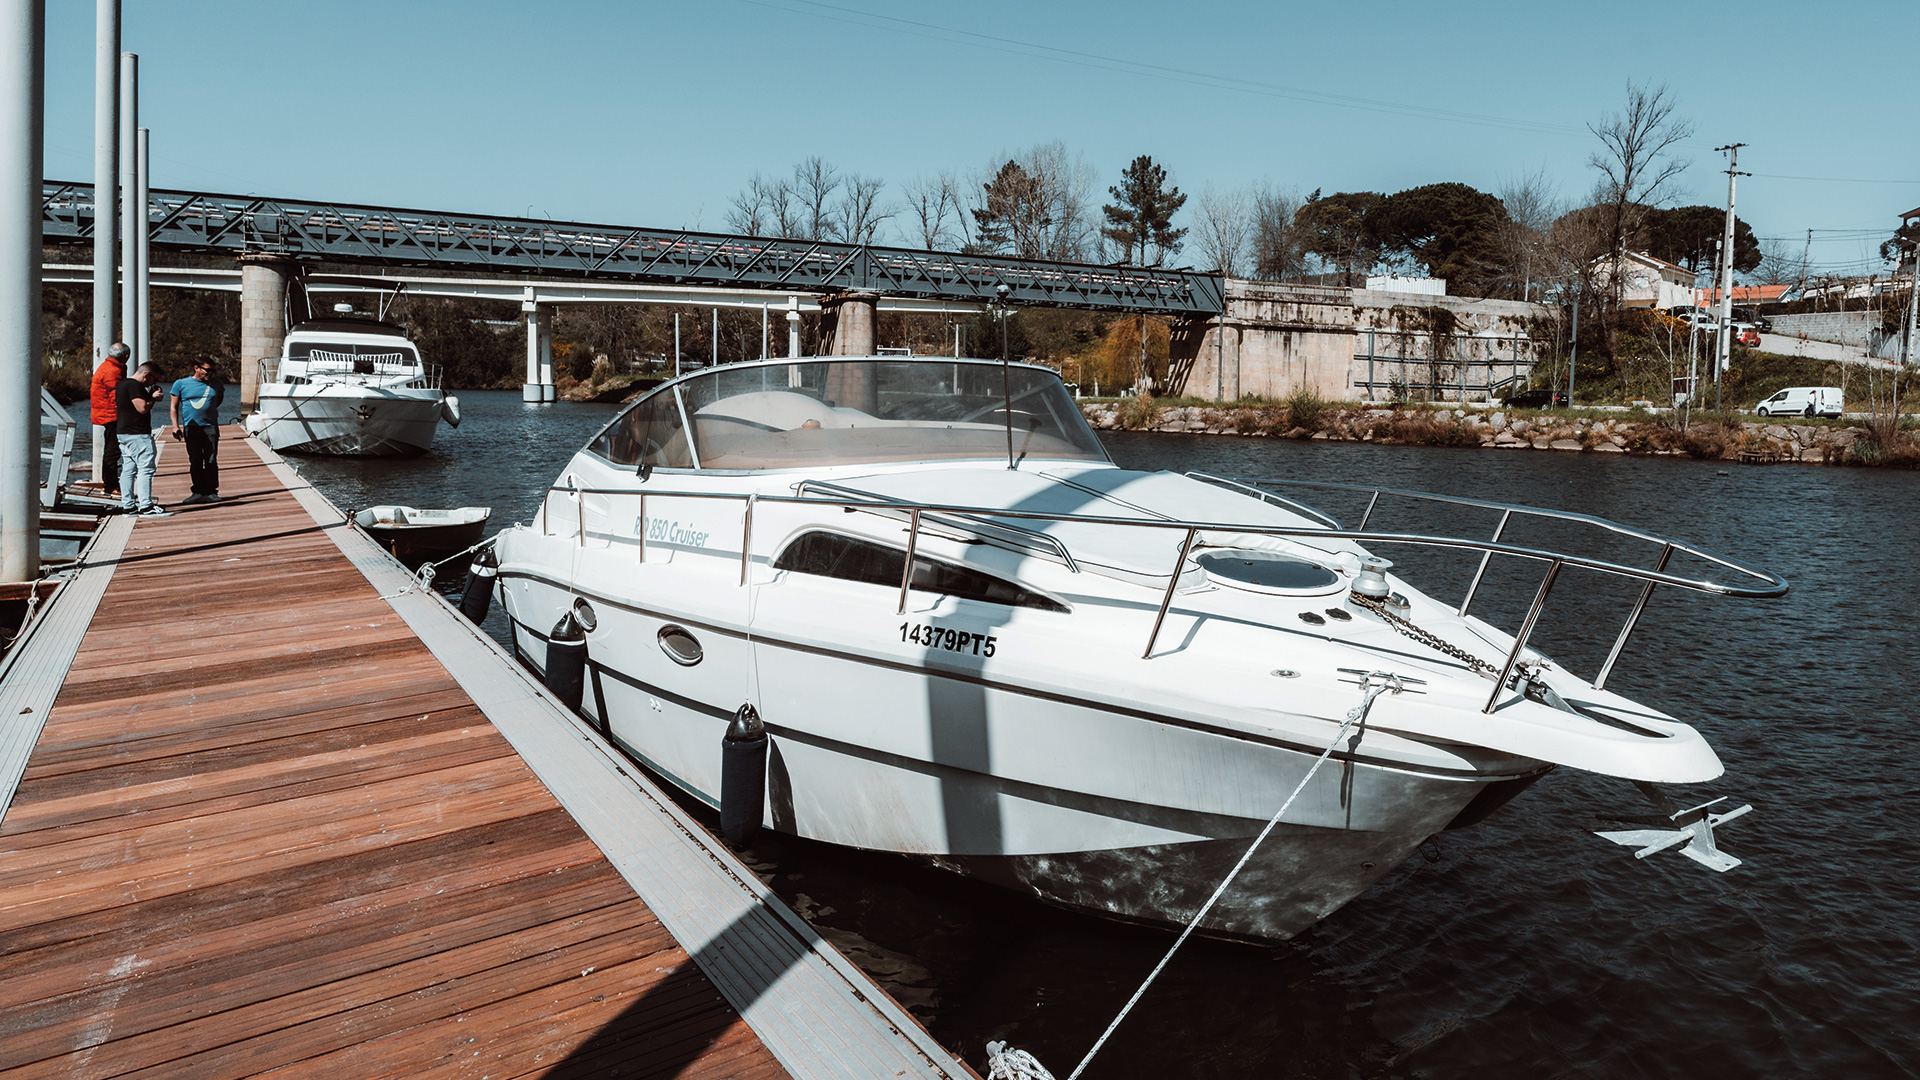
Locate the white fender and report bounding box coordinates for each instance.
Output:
[440,394,461,428]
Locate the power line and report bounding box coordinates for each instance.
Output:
[740,0,1590,138]
[1748,172,1920,184]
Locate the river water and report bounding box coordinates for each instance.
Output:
[271,392,1920,1079]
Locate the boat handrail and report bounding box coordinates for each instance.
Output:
[538,479,1788,710]
[1184,471,1777,616]
[791,479,1082,573]
[1182,473,1344,530]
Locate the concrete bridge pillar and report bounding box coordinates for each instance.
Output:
[238,253,296,409]
[823,292,877,356]
[523,298,554,402]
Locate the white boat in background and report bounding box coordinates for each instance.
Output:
[486,355,1787,942]
[246,319,459,456]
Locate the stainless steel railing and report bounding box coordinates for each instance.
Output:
[539,475,1787,714]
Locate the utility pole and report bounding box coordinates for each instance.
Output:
[1713,143,1748,393]
[1567,286,1579,404]
[1904,233,1919,367]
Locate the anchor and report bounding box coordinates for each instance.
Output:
[1594,781,1752,872]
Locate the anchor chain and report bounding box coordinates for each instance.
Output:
[1350,593,1500,679]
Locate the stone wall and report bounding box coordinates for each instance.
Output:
[1082,401,1865,464]
[1170,280,1553,403]
[1769,311,1878,348]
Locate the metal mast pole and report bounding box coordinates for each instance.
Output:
[91,0,116,359]
[135,126,149,367]
[673,312,680,377]
[1,0,44,583]
[1713,143,1747,392]
[117,51,135,355]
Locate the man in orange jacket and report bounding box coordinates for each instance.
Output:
[89,342,131,497]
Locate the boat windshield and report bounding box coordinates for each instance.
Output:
[286,341,421,375]
[589,358,1108,471]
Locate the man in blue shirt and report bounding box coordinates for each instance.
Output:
[168,359,226,504]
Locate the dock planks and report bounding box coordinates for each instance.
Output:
[0,431,841,1079]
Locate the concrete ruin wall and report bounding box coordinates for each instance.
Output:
[1172,280,1553,403]
[1768,311,1878,348]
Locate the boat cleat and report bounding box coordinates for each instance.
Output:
[1594,794,1753,872]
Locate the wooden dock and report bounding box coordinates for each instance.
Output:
[0,431,972,1079]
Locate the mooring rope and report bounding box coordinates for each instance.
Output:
[372,531,494,601]
[1053,673,1405,1080]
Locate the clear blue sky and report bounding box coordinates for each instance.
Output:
[38,0,1920,276]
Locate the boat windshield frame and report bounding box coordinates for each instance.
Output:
[581,356,1110,474]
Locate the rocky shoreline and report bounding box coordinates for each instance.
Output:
[1080,401,1880,465]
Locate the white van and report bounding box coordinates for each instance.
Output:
[1755,386,1843,418]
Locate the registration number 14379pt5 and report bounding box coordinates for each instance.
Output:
[900,621,998,657]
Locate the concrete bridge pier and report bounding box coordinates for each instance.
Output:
[523,298,554,402]
[822,292,879,413]
[823,292,877,356]
[238,253,297,409]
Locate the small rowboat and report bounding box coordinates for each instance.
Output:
[353,505,490,568]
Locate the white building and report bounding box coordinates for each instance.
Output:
[1593,251,1699,310]
[1364,274,1447,296]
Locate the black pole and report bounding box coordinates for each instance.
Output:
[997,284,1014,470]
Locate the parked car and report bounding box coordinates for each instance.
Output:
[1733,306,1773,333]
[1504,388,1569,408]
[1755,386,1843,418]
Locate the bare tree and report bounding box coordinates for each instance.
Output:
[1751,237,1802,286]
[1492,168,1564,301]
[725,173,778,237]
[835,173,894,245]
[1249,184,1307,281]
[1589,82,1694,367]
[791,156,842,241]
[901,172,964,250]
[1193,183,1253,277]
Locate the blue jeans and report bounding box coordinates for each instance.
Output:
[118,433,157,510]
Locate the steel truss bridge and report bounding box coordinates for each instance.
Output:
[40,180,1224,317]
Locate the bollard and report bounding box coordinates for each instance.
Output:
[720,704,768,847]
[458,546,497,624]
[544,609,587,713]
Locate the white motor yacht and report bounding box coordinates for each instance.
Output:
[488,355,1785,942]
[246,319,458,456]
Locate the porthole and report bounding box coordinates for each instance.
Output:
[658,624,703,666]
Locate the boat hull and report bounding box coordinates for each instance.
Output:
[497,563,1521,942]
[248,387,443,456]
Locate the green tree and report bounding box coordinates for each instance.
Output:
[1879,217,1920,263]
[1371,182,1512,294]
[970,160,1043,256]
[1293,190,1385,285]
[1645,205,1760,274]
[1100,155,1187,265]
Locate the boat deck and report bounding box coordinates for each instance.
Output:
[0,430,968,1079]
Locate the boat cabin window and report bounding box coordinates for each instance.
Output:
[286,342,421,373]
[591,388,695,469]
[593,358,1107,471]
[774,530,1068,613]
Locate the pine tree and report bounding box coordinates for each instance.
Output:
[1101,156,1187,265]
